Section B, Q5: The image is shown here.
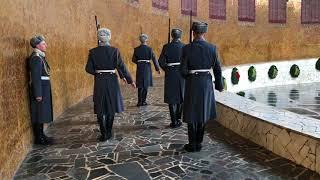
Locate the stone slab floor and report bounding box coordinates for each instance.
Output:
[14,79,320,180]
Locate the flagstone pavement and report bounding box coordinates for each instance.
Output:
[14,79,320,180]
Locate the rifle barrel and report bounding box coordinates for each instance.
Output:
[168,18,171,43]
[189,10,193,43]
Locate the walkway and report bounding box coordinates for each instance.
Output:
[14,79,320,180]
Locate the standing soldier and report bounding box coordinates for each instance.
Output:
[28,35,53,145]
[180,22,223,152]
[132,34,161,106]
[86,28,136,142]
[159,29,185,128]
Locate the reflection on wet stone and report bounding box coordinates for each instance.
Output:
[289,89,299,100]
[248,94,256,101]
[243,83,320,120]
[267,91,277,107]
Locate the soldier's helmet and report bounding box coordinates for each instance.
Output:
[192,21,208,34]
[171,28,182,39]
[30,35,45,48]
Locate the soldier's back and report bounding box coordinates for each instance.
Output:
[134,45,151,59]
[165,41,184,63]
[90,46,118,69]
[183,40,216,69]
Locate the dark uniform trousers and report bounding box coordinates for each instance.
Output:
[138,88,148,105]
[168,104,182,126]
[187,121,205,150]
[97,114,114,140]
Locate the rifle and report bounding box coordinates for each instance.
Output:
[168,18,171,43]
[95,15,101,45]
[140,25,143,35]
[189,9,193,43]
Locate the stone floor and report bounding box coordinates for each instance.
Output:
[243,82,320,120]
[14,79,320,180]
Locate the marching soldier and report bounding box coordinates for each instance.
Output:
[180,22,223,152]
[159,29,185,128]
[28,35,54,145]
[86,28,136,141]
[132,34,161,106]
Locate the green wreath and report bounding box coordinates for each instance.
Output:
[248,66,256,82]
[223,77,227,90]
[268,65,278,79]
[290,64,300,78]
[316,58,320,71]
[236,91,245,97]
[231,67,240,85]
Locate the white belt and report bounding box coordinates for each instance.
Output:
[189,69,211,74]
[41,76,50,80]
[167,62,180,66]
[137,60,150,63]
[95,70,116,73]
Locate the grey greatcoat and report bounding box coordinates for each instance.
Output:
[132,45,160,88]
[180,39,223,124]
[86,46,133,115]
[29,52,53,124]
[159,40,185,104]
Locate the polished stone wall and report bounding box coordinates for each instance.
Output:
[0,0,318,179]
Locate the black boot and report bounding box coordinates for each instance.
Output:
[184,123,197,152]
[39,123,53,144]
[176,104,183,120]
[142,88,148,106]
[33,123,48,145]
[169,104,177,128]
[137,88,143,106]
[175,104,182,127]
[196,124,205,152]
[169,104,181,128]
[106,115,114,140]
[97,115,107,141]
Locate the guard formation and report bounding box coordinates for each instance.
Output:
[28,20,224,151]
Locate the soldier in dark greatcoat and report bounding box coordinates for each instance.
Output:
[86,28,136,141]
[159,29,185,128]
[180,22,224,152]
[28,35,54,145]
[132,34,161,106]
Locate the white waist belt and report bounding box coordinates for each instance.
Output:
[41,76,50,80]
[95,70,116,73]
[167,62,180,66]
[137,60,150,63]
[189,69,211,74]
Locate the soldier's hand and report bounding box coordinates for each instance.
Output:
[131,82,136,89]
[36,97,42,102]
[122,78,127,84]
